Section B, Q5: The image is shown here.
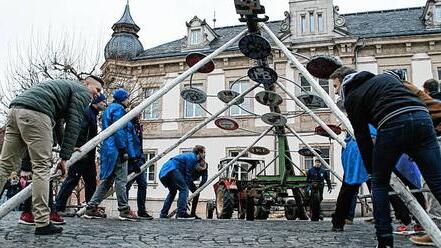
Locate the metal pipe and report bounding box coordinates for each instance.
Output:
[358,188,430,199]
[0,28,249,219]
[260,23,354,137]
[276,81,346,148]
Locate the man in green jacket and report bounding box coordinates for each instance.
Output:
[0,76,102,235]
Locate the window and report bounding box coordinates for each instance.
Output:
[227,149,249,181]
[300,75,330,94]
[301,145,330,171]
[436,6,441,22]
[184,84,204,118]
[142,88,160,120]
[230,81,252,116]
[309,12,315,32]
[144,151,157,183]
[317,13,323,32]
[301,15,306,33]
[190,29,202,45]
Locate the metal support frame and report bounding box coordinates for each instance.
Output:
[0,28,249,219]
[261,23,441,246]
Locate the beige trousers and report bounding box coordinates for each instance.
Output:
[0,108,53,227]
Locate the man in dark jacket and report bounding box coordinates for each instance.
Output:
[0,77,101,235]
[330,67,441,248]
[423,79,441,101]
[54,93,107,216]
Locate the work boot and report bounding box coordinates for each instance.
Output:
[50,212,65,225]
[119,208,139,221]
[409,235,434,246]
[19,211,35,225]
[176,212,196,220]
[35,222,63,235]
[190,213,202,219]
[138,211,154,220]
[84,206,106,219]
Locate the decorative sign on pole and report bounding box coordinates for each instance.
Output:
[261,112,287,127]
[180,87,207,104]
[305,55,342,79]
[255,90,283,106]
[248,66,278,85]
[185,52,215,73]
[249,146,271,155]
[298,147,322,157]
[315,124,342,138]
[239,34,272,60]
[297,92,326,109]
[215,117,240,130]
[217,90,244,104]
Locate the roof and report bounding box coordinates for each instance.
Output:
[136,7,441,60]
[112,3,140,32]
[343,7,441,38]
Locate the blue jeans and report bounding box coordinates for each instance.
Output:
[160,169,188,217]
[372,111,441,243]
[126,168,147,213]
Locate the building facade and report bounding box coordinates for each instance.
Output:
[101,0,441,215]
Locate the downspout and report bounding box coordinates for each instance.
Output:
[354,38,366,70]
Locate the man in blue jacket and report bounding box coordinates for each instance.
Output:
[159,145,206,219]
[84,89,138,221]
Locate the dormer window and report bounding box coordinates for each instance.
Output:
[190,29,202,45]
[436,5,441,22]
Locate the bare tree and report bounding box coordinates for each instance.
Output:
[0,31,103,122]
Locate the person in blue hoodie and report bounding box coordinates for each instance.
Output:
[159,145,206,219]
[84,89,138,221]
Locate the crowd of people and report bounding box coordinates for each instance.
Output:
[0,69,441,248]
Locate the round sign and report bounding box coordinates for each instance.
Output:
[306,55,343,79]
[214,118,239,131]
[315,124,342,138]
[248,66,278,85]
[255,91,283,107]
[249,146,271,156]
[180,87,207,104]
[297,93,326,109]
[239,34,272,60]
[298,148,322,157]
[261,112,287,127]
[217,90,244,105]
[185,52,215,73]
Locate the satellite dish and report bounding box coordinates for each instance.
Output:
[298,147,322,157]
[180,87,207,104]
[185,52,215,73]
[249,146,271,155]
[215,117,239,131]
[306,55,343,79]
[315,124,342,138]
[255,91,283,106]
[248,66,278,85]
[239,34,272,60]
[217,90,244,105]
[261,112,287,127]
[297,92,326,109]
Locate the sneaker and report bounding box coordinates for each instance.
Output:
[50,212,65,225]
[393,224,413,235]
[413,224,425,234]
[119,209,139,221]
[35,222,63,235]
[19,212,35,225]
[138,211,154,220]
[409,235,435,246]
[84,206,106,219]
[176,213,196,220]
[190,214,202,220]
[57,209,76,217]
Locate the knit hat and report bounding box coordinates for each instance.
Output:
[112,88,129,102]
[92,93,106,104]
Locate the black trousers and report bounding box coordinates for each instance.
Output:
[332,182,361,227]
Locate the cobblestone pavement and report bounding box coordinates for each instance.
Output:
[0,213,426,248]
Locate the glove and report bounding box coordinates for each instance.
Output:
[133,166,141,174]
[118,148,129,162]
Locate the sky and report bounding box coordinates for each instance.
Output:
[0,0,427,83]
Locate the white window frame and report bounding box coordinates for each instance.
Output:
[300,15,306,33]
[183,84,204,118]
[190,28,202,45]
[229,80,252,116]
[142,87,160,120]
[300,144,333,182]
[309,12,315,33]
[317,13,324,32]
[436,5,441,22]
[300,75,330,94]
[144,150,157,184]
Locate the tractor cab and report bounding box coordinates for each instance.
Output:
[218,157,266,181]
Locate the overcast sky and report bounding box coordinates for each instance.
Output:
[0,0,427,82]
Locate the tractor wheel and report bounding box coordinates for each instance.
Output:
[206,200,215,219]
[245,194,255,221]
[284,199,297,220]
[310,191,321,221]
[254,206,270,220]
[216,185,234,219]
